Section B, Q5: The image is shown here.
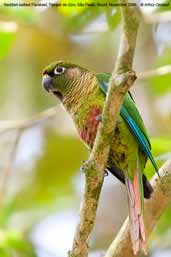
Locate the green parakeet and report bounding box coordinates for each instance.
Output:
[42,61,158,255]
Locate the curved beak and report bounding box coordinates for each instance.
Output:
[42,74,53,92]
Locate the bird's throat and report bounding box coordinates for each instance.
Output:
[53,91,63,101]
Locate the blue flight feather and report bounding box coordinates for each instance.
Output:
[98,79,159,176]
[121,106,158,173]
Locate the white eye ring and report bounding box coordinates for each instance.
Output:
[54,66,65,75]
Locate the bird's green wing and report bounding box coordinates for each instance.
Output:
[96,72,158,174]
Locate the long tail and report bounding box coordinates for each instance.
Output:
[125,165,147,255]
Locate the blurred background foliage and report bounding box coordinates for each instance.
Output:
[0,1,171,256]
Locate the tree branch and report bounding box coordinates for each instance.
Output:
[138,65,171,80]
[68,3,140,257]
[143,11,171,24]
[0,107,58,198]
[0,131,22,199]
[0,107,57,135]
[104,158,171,257]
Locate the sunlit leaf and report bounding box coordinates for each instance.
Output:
[0,229,37,257]
[155,0,170,12]
[0,199,16,227]
[0,22,17,59]
[58,0,88,16]
[0,248,8,257]
[5,230,36,256]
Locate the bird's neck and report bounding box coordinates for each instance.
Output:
[62,72,98,116]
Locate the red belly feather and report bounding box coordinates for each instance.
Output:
[79,106,101,147]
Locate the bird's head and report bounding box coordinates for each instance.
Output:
[42,61,92,101]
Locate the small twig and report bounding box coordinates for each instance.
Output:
[104,158,171,257]
[0,107,58,200]
[0,131,22,197]
[0,21,18,33]
[0,107,58,135]
[68,2,140,257]
[143,11,171,24]
[138,65,171,80]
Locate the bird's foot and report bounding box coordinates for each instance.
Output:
[95,114,103,122]
[117,119,122,125]
[80,160,86,173]
[105,170,109,177]
[80,160,94,172]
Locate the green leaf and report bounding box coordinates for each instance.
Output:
[145,137,171,178]
[0,229,36,257]
[155,0,170,12]
[0,199,16,227]
[0,248,8,257]
[105,8,121,30]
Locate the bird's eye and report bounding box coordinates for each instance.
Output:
[54,66,65,75]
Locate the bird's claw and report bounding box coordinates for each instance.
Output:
[80,160,86,173]
[96,114,103,122]
[117,120,122,125]
[105,170,109,177]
